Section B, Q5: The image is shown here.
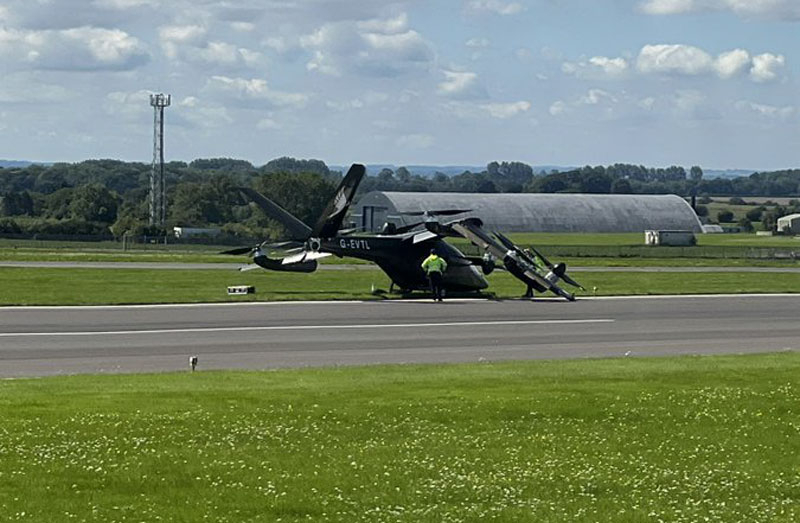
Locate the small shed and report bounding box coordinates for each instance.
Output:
[777,214,800,235]
[645,230,696,246]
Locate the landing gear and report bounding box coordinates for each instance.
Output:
[523,285,534,299]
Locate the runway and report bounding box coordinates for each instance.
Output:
[1,294,798,377]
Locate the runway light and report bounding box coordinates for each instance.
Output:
[189,356,198,372]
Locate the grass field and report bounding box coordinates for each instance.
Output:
[1,266,800,305]
[1,353,799,522]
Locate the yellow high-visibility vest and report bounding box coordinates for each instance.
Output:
[421,254,447,274]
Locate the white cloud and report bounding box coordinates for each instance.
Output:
[481,101,531,118]
[735,100,795,119]
[750,53,785,82]
[562,56,629,78]
[300,15,434,77]
[103,90,152,120]
[636,44,784,82]
[205,76,309,108]
[466,37,490,48]
[92,0,160,9]
[714,49,750,78]
[637,44,714,75]
[159,24,262,67]
[0,26,149,71]
[437,70,487,99]
[639,0,800,20]
[466,0,524,15]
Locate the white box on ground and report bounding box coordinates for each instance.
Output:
[227,285,255,295]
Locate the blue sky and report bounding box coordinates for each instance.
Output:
[0,0,797,170]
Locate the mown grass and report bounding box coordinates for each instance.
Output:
[1,266,800,305]
[1,353,799,522]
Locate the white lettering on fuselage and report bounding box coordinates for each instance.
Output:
[339,238,371,250]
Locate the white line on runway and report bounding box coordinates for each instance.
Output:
[0,318,614,337]
[0,293,797,311]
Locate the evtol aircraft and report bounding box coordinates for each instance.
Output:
[222,163,584,300]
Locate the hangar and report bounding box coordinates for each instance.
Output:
[352,192,703,233]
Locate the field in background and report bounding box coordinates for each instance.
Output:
[2,233,800,264]
[2,353,798,522]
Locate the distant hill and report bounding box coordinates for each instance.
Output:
[332,164,577,178]
[703,169,756,179]
[0,160,52,168]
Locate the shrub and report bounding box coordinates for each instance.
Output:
[717,210,735,223]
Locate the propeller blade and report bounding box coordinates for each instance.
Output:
[412,231,438,244]
[526,244,553,268]
[220,246,254,256]
[493,231,517,252]
[430,209,471,216]
[303,252,332,261]
[398,209,471,217]
[560,273,585,290]
[238,264,261,272]
[395,221,424,234]
[338,226,366,235]
[281,251,308,265]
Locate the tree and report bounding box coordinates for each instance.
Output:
[737,218,754,232]
[69,184,119,223]
[717,210,735,223]
[689,166,703,182]
[610,178,632,194]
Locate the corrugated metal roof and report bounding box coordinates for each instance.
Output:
[354,191,703,233]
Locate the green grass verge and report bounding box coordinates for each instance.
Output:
[2,353,799,522]
[1,267,800,305]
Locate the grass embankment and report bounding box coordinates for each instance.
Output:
[1,353,799,522]
[1,267,800,305]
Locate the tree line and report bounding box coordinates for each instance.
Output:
[0,157,798,239]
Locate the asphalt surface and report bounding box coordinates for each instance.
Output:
[1,294,798,377]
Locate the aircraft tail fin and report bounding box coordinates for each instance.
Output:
[237,187,312,240]
[311,163,366,238]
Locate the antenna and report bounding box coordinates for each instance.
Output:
[149,93,171,227]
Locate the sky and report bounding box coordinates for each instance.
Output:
[0,0,798,171]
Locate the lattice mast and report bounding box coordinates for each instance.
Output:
[149,93,171,227]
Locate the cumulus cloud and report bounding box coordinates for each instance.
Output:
[300,14,434,77]
[0,26,149,71]
[639,0,800,20]
[159,24,262,67]
[562,56,629,78]
[637,44,714,75]
[481,101,531,118]
[437,70,487,99]
[204,76,309,108]
[466,0,524,15]
[636,44,784,82]
[750,53,785,82]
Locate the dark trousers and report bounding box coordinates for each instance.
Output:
[428,271,444,300]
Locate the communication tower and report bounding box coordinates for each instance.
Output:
[149,93,171,227]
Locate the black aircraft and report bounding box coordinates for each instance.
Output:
[222,163,584,300]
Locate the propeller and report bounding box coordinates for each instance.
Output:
[525,243,585,290]
[493,231,585,290]
[399,209,472,217]
[220,246,257,256]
